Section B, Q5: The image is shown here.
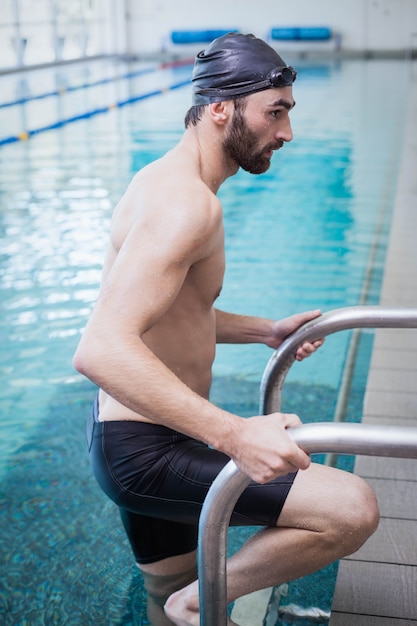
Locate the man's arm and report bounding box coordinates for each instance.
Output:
[74,193,224,435]
[215,308,324,360]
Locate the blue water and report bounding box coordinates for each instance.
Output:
[0,57,411,624]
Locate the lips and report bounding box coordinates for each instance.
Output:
[265,141,283,156]
[265,143,283,158]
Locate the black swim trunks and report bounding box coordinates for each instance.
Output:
[86,396,297,564]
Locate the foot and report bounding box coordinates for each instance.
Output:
[164,587,199,626]
[164,588,239,626]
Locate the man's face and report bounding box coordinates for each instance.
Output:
[222,88,295,175]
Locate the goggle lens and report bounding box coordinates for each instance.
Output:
[269,66,297,87]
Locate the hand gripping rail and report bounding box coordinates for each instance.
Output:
[198,306,417,626]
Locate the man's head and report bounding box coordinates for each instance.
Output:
[191,32,296,106]
[184,33,296,175]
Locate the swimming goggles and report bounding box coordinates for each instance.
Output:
[193,65,297,101]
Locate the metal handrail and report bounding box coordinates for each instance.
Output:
[198,306,417,626]
[260,305,417,414]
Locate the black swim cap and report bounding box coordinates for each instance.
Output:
[192,33,296,105]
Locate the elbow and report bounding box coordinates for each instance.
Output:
[73,334,100,383]
[73,343,89,379]
[72,345,87,377]
[73,325,126,388]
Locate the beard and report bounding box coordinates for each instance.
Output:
[222,105,280,175]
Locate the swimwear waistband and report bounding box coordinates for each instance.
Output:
[91,393,189,437]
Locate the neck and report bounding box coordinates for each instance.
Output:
[178,126,239,194]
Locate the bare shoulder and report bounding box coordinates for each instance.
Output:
[111,153,223,259]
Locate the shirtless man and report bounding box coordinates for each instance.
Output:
[73,33,379,626]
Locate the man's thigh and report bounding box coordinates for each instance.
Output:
[277,462,377,531]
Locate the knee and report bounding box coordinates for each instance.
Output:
[334,475,379,555]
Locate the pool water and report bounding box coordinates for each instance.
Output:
[0,57,411,625]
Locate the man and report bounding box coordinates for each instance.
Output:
[74,33,379,626]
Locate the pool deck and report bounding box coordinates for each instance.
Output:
[329,66,417,625]
[232,65,417,626]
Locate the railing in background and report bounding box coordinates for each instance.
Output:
[198,306,417,626]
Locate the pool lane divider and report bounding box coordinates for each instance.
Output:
[0,66,157,109]
[0,79,191,145]
[0,57,194,110]
[0,57,194,147]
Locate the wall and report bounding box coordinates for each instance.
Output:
[124,0,417,57]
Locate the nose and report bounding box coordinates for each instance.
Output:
[278,116,293,143]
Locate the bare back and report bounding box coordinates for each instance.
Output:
[97,144,226,422]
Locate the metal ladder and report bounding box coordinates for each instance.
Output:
[198,306,417,626]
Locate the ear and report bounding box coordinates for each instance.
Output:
[208,101,232,125]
